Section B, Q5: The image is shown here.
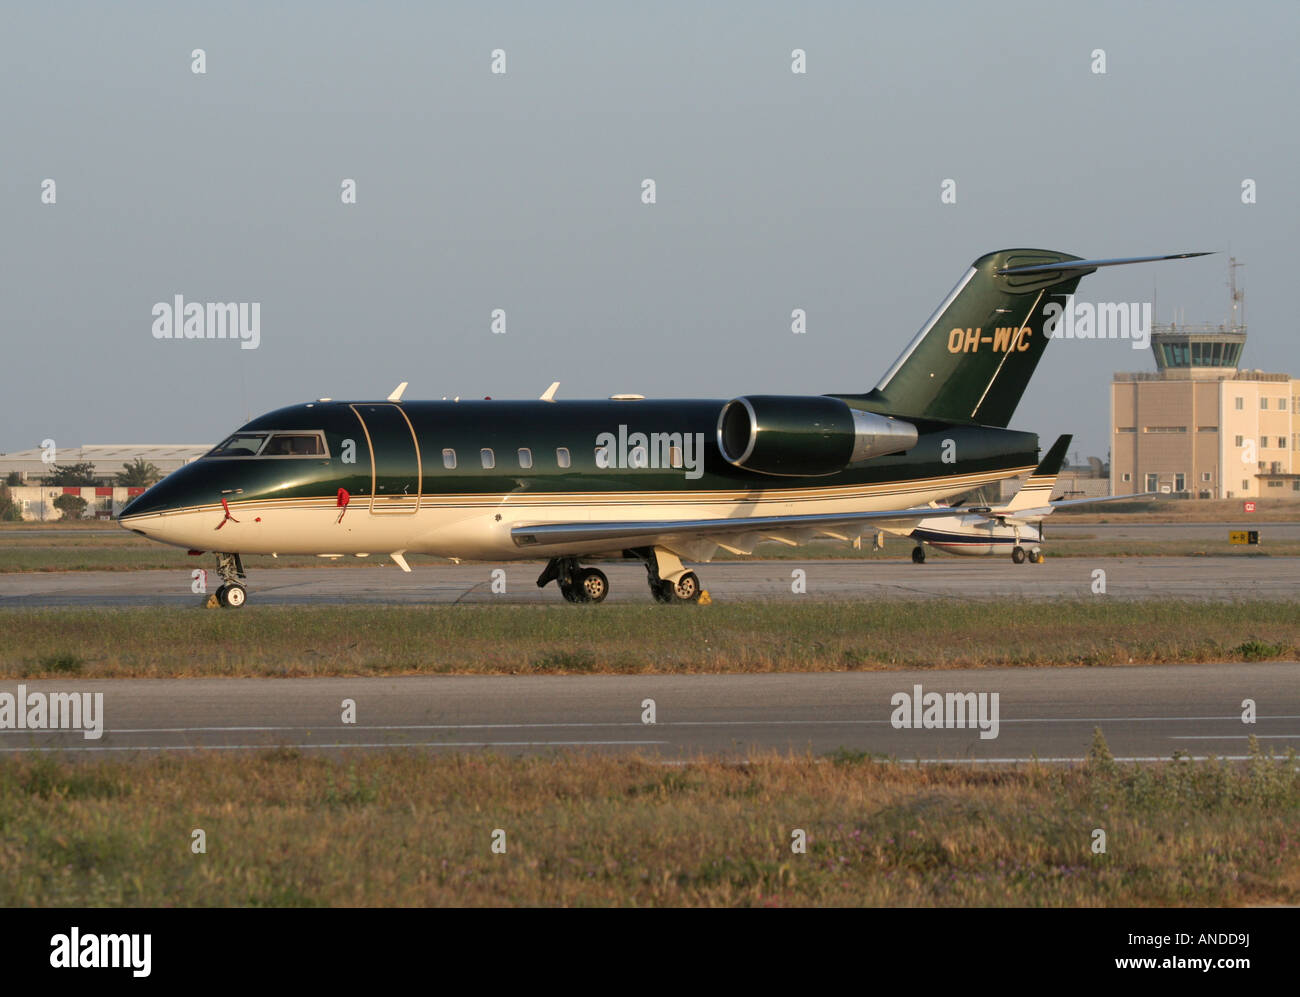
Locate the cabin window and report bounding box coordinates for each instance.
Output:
[556,447,571,469]
[481,448,495,469]
[442,449,457,469]
[517,448,533,469]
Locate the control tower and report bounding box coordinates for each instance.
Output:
[1112,259,1299,499]
[1149,258,1246,377]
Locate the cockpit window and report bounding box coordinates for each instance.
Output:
[205,431,328,458]
[263,433,326,456]
[208,433,268,457]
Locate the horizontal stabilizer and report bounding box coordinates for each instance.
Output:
[995,252,1212,279]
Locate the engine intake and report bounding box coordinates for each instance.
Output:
[716,395,918,477]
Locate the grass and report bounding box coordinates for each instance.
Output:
[1,738,1296,906]
[1055,497,1300,523]
[0,601,1296,678]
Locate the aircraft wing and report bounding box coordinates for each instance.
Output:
[512,504,990,557]
[992,491,1156,522]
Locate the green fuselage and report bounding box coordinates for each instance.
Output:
[120,397,1038,517]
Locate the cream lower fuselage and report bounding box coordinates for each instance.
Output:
[123,467,1029,562]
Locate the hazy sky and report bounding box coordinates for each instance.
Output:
[3,1,1295,461]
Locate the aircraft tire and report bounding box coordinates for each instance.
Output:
[219,582,247,608]
[1011,546,1027,564]
[579,568,609,603]
[671,571,702,603]
[911,546,926,564]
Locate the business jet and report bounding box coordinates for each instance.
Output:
[899,434,1150,563]
[118,249,1206,606]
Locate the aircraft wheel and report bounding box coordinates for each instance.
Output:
[671,571,702,603]
[219,582,247,608]
[911,546,926,564]
[578,568,609,603]
[1011,546,1027,564]
[1028,549,1043,564]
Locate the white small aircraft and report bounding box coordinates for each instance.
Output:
[895,435,1146,564]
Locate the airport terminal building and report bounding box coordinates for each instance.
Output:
[1111,322,1299,499]
[0,444,208,520]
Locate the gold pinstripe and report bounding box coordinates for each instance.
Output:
[127,466,1033,520]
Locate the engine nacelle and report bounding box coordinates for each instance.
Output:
[716,395,918,477]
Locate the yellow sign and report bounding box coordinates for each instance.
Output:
[1229,531,1259,545]
[946,326,1032,354]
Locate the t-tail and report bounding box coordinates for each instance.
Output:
[858,249,1210,428]
[1001,434,1071,512]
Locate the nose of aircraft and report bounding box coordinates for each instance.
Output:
[117,463,214,538]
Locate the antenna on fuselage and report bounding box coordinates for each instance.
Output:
[387,382,408,402]
[540,381,560,402]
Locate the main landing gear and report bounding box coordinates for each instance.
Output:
[214,552,248,608]
[1009,522,1044,564]
[911,545,926,564]
[535,548,705,604]
[535,556,609,604]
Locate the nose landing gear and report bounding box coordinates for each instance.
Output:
[212,552,248,608]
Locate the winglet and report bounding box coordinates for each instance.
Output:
[540,381,560,402]
[387,382,409,402]
[1000,434,1071,512]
